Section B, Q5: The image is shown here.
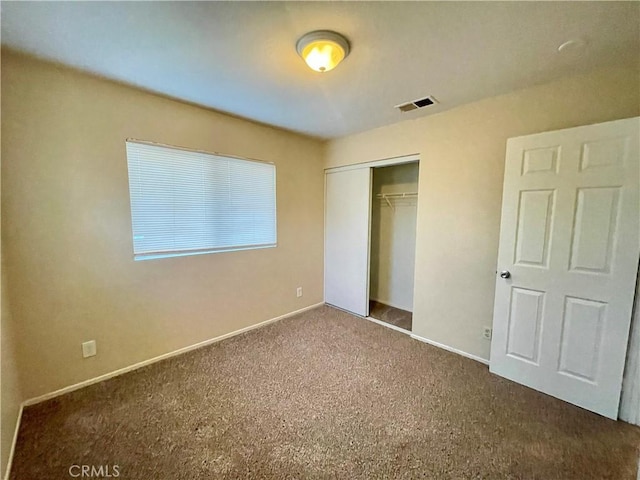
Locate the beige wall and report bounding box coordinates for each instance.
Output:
[1,51,325,400]
[327,65,640,361]
[1,73,24,475]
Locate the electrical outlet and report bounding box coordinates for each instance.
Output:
[82,340,97,358]
[296,287,303,298]
[482,327,492,340]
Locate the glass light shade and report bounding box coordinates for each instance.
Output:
[300,40,345,72]
[296,31,350,73]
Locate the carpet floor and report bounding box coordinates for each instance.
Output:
[369,300,412,331]
[11,306,640,479]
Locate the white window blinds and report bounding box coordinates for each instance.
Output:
[126,141,277,261]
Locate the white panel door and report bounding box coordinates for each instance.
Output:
[325,168,372,316]
[491,117,640,419]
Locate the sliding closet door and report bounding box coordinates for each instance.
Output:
[325,168,372,316]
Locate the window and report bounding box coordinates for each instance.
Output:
[125,140,276,261]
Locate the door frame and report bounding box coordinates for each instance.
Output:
[324,153,420,319]
[325,153,420,174]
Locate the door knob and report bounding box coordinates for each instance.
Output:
[500,270,511,279]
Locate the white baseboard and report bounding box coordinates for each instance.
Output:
[362,313,489,366]
[410,332,490,366]
[8,303,488,479]
[5,303,323,479]
[329,302,489,366]
[22,302,324,408]
[3,403,23,480]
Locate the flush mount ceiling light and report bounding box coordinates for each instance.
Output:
[296,30,350,73]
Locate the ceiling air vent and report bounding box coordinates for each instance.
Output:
[395,95,438,113]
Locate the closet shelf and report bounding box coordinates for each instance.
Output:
[376,192,418,210]
[375,192,418,199]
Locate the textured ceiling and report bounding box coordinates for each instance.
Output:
[2,1,639,139]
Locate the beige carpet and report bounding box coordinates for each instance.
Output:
[369,300,412,331]
[10,305,640,479]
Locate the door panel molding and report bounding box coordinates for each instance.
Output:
[490,117,639,419]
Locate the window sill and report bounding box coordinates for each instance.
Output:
[133,243,277,261]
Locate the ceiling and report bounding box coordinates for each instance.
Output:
[2,1,639,139]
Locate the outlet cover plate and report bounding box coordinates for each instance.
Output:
[482,327,492,340]
[82,340,97,358]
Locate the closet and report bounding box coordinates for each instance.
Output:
[369,162,418,331]
[324,155,419,332]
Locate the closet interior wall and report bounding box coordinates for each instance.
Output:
[370,162,419,312]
